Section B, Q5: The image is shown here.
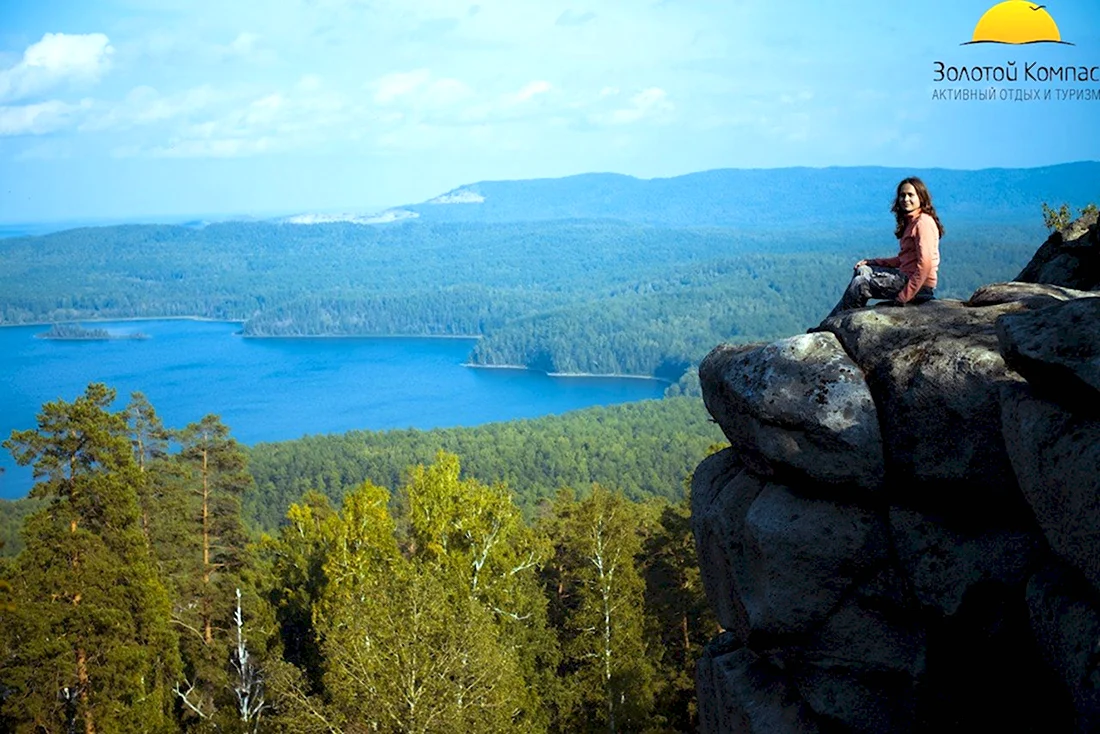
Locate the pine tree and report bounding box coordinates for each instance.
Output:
[641,494,716,731]
[0,383,181,732]
[124,392,187,557]
[169,414,257,726]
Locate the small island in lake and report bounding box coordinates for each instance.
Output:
[36,323,150,340]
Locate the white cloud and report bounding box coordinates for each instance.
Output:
[208,31,275,64]
[508,80,552,104]
[108,78,366,158]
[228,32,259,56]
[371,70,474,115]
[147,136,276,158]
[82,85,223,131]
[0,33,114,103]
[373,69,432,104]
[0,99,93,136]
[297,74,323,92]
[598,86,673,125]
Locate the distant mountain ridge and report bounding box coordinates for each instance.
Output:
[365,162,1099,228]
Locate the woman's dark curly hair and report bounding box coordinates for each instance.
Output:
[891,177,946,239]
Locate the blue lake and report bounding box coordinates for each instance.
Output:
[0,320,667,499]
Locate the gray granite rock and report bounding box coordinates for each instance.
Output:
[741,484,888,634]
[817,299,1031,507]
[997,296,1100,410]
[691,449,762,638]
[1002,383,1100,593]
[1026,564,1100,733]
[697,643,822,734]
[968,281,1100,308]
[1015,210,1099,290]
[889,507,1042,616]
[699,333,884,494]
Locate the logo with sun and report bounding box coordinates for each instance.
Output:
[964,1,1073,45]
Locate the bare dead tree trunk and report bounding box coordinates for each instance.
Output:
[232,588,266,729]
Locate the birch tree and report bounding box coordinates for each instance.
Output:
[543,485,655,733]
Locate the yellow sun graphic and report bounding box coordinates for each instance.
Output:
[965,1,1070,44]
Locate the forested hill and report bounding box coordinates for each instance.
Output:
[388,162,1100,227]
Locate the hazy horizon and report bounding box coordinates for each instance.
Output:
[3,159,1098,230]
[3,0,1098,222]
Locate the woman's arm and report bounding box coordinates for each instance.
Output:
[865,255,901,268]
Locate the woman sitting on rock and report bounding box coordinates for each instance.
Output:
[824,177,945,320]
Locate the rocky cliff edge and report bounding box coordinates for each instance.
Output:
[692,212,1100,733]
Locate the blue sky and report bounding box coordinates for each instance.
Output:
[1,0,1098,222]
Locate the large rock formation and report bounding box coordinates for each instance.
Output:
[692,214,1100,732]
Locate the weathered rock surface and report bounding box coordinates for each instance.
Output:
[968,281,1100,308]
[690,449,761,638]
[1026,564,1100,732]
[997,296,1100,410]
[741,484,887,635]
[697,640,823,734]
[1002,383,1100,594]
[815,300,1031,507]
[699,333,884,493]
[693,219,1100,732]
[799,597,925,677]
[889,508,1041,616]
[791,665,916,734]
[1016,210,1100,290]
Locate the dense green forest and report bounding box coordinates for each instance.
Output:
[0,385,720,732]
[0,397,723,554]
[245,396,725,531]
[0,217,1047,384]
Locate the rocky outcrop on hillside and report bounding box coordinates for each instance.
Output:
[692,214,1100,732]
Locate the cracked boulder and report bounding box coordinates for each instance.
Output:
[691,449,762,638]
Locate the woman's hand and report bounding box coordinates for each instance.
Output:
[854,259,869,270]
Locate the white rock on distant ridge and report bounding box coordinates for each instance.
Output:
[281,209,419,225]
[427,188,485,204]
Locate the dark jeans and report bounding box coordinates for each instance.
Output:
[826,264,934,319]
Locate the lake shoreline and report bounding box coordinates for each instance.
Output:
[0,318,487,342]
[463,362,671,383]
[0,315,245,328]
[35,335,150,341]
[242,332,482,340]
